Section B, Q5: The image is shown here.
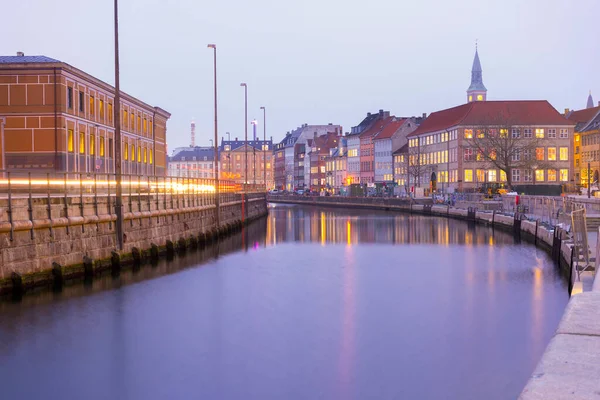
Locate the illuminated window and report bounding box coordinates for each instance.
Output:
[476,169,485,182]
[131,144,135,161]
[99,100,104,119]
[477,94,483,101]
[143,118,147,133]
[124,143,128,160]
[464,169,473,182]
[130,114,134,130]
[149,120,152,135]
[500,129,508,138]
[547,169,557,181]
[68,129,74,152]
[535,169,544,182]
[144,148,147,163]
[559,169,568,182]
[100,136,105,157]
[89,96,94,115]
[137,146,141,162]
[500,170,507,182]
[90,134,95,156]
[559,147,569,161]
[320,166,325,173]
[547,147,556,161]
[137,115,141,132]
[149,149,153,164]
[123,110,128,127]
[469,95,473,102]
[476,130,484,138]
[79,133,85,154]
[464,129,473,139]
[108,103,113,123]
[488,170,496,182]
[536,147,545,161]
[535,128,544,138]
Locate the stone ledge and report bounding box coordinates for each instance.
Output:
[556,292,600,336]
[519,333,600,399]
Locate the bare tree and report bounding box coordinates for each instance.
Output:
[407,143,425,188]
[464,114,553,190]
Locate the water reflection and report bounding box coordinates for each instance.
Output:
[0,204,569,400]
[267,204,513,247]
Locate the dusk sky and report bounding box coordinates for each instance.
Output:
[2,0,598,151]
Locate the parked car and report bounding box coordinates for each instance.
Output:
[269,189,280,195]
[295,189,305,195]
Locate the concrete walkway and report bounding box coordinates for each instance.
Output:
[520,230,600,399]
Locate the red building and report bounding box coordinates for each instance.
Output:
[359,115,392,184]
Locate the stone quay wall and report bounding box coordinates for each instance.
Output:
[0,191,267,294]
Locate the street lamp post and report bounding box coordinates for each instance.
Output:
[588,159,592,198]
[260,106,266,190]
[113,0,124,250]
[240,83,248,192]
[207,44,220,228]
[251,119,257,186]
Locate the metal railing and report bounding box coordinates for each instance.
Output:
[0,170,267,198]
[571,208,592,285]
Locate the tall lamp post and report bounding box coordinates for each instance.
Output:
[251,119,257,186]
[113,0,124,250]
[240,83,248,192]
[207,44,220,228]
[260,106,266,190]
[588,156,593,198]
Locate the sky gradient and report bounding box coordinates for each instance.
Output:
[1,0,598,150]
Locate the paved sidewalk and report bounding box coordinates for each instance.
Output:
[520,230,600,399]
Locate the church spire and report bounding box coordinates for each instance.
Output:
[587,90,594,109]
[467,43,487,103]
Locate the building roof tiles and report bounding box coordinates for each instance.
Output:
[0,55,60,64]
[407,100,572,138]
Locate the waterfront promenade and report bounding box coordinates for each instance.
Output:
[268,194,600,399]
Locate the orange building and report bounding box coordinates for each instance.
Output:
[0,53,170,176]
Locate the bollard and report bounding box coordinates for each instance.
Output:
[177,237,187,253]
[11,272,24,296]
[83,256,94,278]
[132,247,142,265]
[166,240,175,257]
[52,262,64,287]
[111,251,121,273]
[150,243,159,261]
[198,232,207,247]
[189,235,198,249]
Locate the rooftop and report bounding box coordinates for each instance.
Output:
[0,55,60,64]
[407,100,573,138]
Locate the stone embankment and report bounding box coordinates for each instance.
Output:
[0,192,267,295]
[269,195,600,398]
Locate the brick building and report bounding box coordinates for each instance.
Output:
[219,137,273,187]
[0,54,170,176]
[406,100,575,192]
[567,99,600,187]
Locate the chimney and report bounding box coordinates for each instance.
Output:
[598,101,600,107]
[379,109,384,116]
[235,137,238,141]
[422,113,427,119]
[16,51,24,57]
[383,111,390,118]
[367,112,372,117]
[564,108,570,116]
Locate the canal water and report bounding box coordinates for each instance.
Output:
[0,204,568,400]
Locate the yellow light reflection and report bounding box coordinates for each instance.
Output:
[320,212,326,246]
[346,220,351,246]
